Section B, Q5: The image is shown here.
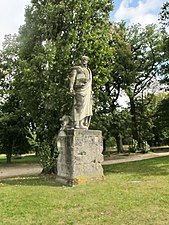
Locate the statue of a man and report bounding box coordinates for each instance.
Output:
[69,56,93,129]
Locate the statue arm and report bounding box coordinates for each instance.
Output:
[70,68,76,93]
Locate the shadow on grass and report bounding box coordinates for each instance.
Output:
[103,156,169,176]
[0,175,63,187]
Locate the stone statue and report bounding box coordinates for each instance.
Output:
[69,56,93,129]
[56,57,104,186]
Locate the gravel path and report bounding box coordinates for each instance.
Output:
[0,163,42,179]
[1,152,169,179]
[103,152,169,165]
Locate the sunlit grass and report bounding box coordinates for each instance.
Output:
[1,156,169,225]
[0,154,39,166]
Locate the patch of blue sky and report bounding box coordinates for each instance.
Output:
[110,0,121,21]
[110,0,167,26]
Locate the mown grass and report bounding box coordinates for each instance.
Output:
[1,156,169,225]
[0,154,39,166]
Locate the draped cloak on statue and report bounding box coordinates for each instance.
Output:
[71,65,93,125]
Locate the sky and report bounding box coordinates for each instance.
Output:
[111,0,166,25]
[0,0,166,49]
[0,0,30,48]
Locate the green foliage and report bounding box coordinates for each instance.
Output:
[16,0,114,143]
[91,109,130,145]
[0,34,32,162]
[160,2,169,27]
[110,22,167,143]
[92,22,167,148]
[0,96,31,163]
[106,136,116,147]
[159,2,169,84]
[38,141,58,174]
[129,139,138,153]
[26,129,40,154]
[0,0,114,166]
[133,94,154,145]
[129,138,150,154]
[0,0,168,167]
[141,141,151,153]
[153,93,169,145]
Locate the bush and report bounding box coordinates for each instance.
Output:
[38,141,58,174]
[129,139,138,153]
[106,136,116,148]
[141,141,150,153]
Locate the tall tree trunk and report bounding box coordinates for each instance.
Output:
[129,97,139,142]
[102,138,106,153]
[6,148,12,163]
[116,133,124,153]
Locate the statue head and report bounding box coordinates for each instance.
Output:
[81,56,90,67]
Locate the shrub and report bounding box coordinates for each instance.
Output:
[141,141,151,153]
[38,141,58,174]
[129,139,138,153]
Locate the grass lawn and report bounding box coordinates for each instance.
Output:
[1,156,169,225]
[0,154,39,166]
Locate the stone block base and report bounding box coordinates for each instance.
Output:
[56,129,104,186]
[56,175,104,187]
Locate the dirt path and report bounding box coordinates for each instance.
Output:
[0,163,42,179]
[103,152,169,165]
[1,152,169,179]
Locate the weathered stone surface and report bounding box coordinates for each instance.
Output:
[56,129,104,186]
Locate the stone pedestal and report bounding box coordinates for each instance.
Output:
[56,129,104,186]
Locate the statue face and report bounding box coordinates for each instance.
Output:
[81,56,89,67]
[81,59,88,67]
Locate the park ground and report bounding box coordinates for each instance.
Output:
[1,152,169,225]
[1,151,169,178]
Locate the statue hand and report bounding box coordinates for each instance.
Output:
[70,87,74,94]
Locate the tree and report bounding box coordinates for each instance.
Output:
[0,1,115,167]
[91,108,132,153]
[0,35,31,163]
[110,22,166,146]
[15,0,114,146]
[153,93,169,145]
[159,2,169,86]
[132,94,155,147]
[160,2,169,27]
[0,96,31,163]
